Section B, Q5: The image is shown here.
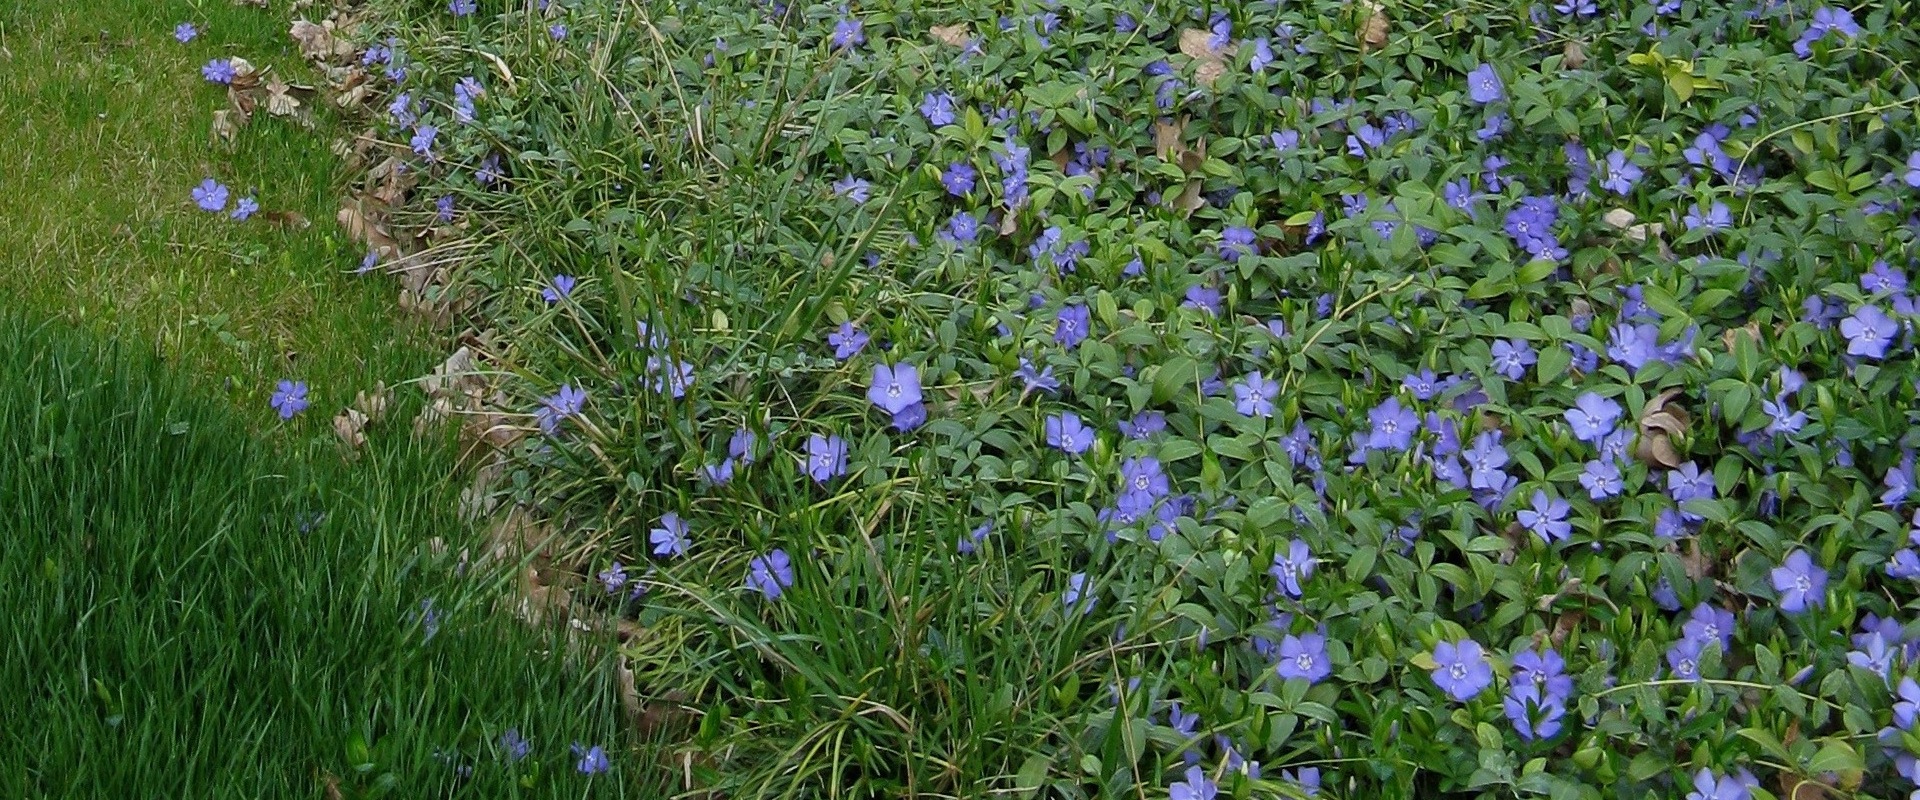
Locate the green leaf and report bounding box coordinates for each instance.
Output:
[1805,739,1863,775]
[1015,753,1051,796]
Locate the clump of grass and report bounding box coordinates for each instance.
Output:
[0,316,656,798]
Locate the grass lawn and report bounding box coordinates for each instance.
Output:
[0,1,652,796]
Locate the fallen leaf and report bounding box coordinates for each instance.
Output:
[1562,40,1588,70]
[1679,538,1713,581]
[354,382,390,422]
[1721,320,1761,354]
[1635,388,1691,469]
[1602,208,1637,230]
[617,659,644,723]
[263,210,310,228]
[233,0,268,7]
[1356,1,1390,51]
[929,23,971,48]
[211,109,241,142]
[264,75,301,116]
[289,19,333,60]
[333,407,368,450]
[1178,29,1233,87]
[322,774,343,800]
[1169,181,1206,217]
[1153,117,1184,162]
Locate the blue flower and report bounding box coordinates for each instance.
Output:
[201,58,235,84]
[1489,338,1537,381]
[1518,491,1572,543]
[1840,304,1896,358]
[867,363,923,415]
[192,178,230,212]
[1055,304,1090,349]
[747,549,795,599]
[1045,412,1093,455]
[831,15,865,49]
[832,175,871,204]
[1269,539,1314,599]
[1666,637,1704,681]
[411,125,439,159]
[940,162,976,196]
[449,0,477,16]
[1680,603,1735,651]
[1579,459,1623,500]
[805,434,848,483]
[919,91,956,126]
[536,384,586,435]
[174,22,198,42]
[1276,631,1331,684]
[1169,765,1218,800]
[230,196,258,221]
[1063,572,1096,615]
[498,729,531,762]
[541,275,577,303]
[1769,550,1828,613]
[1429,639,1493,701]
[571,742,609,774]
[270,380,310,419]
[1234,371,1278,418]
[1466,63,1504,104]
[1118,412,1166,440]
[650,513,689,557]
[827,322,869,360]
[1564,392,1622,442]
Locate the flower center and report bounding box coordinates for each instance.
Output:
[1448,663,1468,680]
[1795,575,1812,592]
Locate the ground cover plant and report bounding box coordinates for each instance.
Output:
[349,0,1920,796]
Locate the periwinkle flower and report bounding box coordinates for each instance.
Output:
[1220,225,1257,262]
[1769,550,1828,613]
[1794,7,1862,58]
[1234,371,1278,418]
[1681,603,1735,651]
[1840,304,1896,358]
[1602,150,1643,195]
[1429,639,1493,701]
[1607,322,1660,370]
[747,549,795,599]
[1518,490,1572,543]
[449,0,476,15]
[868,363,923,415]
[1014,357,1059,394]
[1683,201,1732,233]
[1269,539,1315,599]
[1906,152,1920,188]
[1045,412,1093,455]
[941,162,977,196]
[1466,63,1504,104]
[1366,396,1419,451]
[1579,459,1623,500]
[805,434,848,483]
[268,379,309,420]
[1063,572,1097,615]
[498,729,531,762]
[1895,677,1920,729]
[1168,765,1218,800]
[645,357,695,398]
[174,22,198,42]
[1276,632,1331,684]
[827,322,868,360]
[192,178,230,212]
[201,58,235,83]
[571,743,608,774]
[535,384,586,434]
[1504,682,1566,740]
[1666,637,1704,681]
[1565,392,1622,442]
[832,175,871,204]
[919,91,957,127]
[598,561,628,593]
[230,196,258,221]
[541,274,576,303]
[411,124,438,159]
[1055,304,1090,349]
[1686,768,1758,800]
[1846,632,1896,679]
[650,513,689,557]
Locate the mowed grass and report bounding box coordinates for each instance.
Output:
[0,317,651,798]
[0,0,436,409]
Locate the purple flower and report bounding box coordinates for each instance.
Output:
[1466,63,1504,104]
[1906,152,1920,188]
[1896,677,1920,729]
[1607,322,1660,370]
[1063,572,1097,615]
[419,597,440,640]
[650,513,689,557]
[1014,357,1059,394]
[702,459,735,486]
[449,0,476,16]
[805,434,848,483]
[1763,397,1807,437]
[411,125,438,159]
[1667,637,1704,682]
[201,58,235,83]
[1169,765,1218,800]
[1681,603,1735,651]
[1579,459,1623,499]
[1602,150,1643,195]
[1055,304,1090,349]
[541,274,576,303]
[1120,457,1170,499]
[1276,632,1331,684]
[1794,7,1862,57]
[1555,0,1599,15]
[1220,225,1257,262]
[832,175,871,204]
[1668,462,1718,512]
[1687,768,1758,800]
[1840,304,1896,358]
[827,322,869,360]
[1517,490,1572,543]
[571,743,609,774]
[358,250,380,274]
[1888,549,1920,580]
[747,549,795,599]
[230,196,258,221]
[1683,201,1732,234]
[1234,371,1279,418]
[1862,261,1909,294]
[645,357,694,397]
[174,22,198,42]
[1503,682,1567,740]
[1269,539,1314,599]
[192,178,230,212]
[1429,639,1493,701]
[498,729,531,762]
[1183,284,1222,315]
[831,16,865,49]
[1366,396,1418,451]
[1045,412,1093,455]
[1565,392,1622,442]
[270,380,310,419]
[867,363,923,415]
[549,23,568,40]
[1119,412,1166,439]
[598,561,628,593]
[1770,550,1828,613]
[536,384,586,434]
[1846,631,1895,678]
[940,162,976,196]
[435,195,455,222]
[920,91,956,127]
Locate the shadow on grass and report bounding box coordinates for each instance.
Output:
[0,316,668,798]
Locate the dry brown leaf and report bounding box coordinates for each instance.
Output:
[1679,538,1713,580]
[322,774,343,800]
[1562,40,1588,70]
[1152,117,1184,162]
[1170,181,1206,217]
[1635,389,1691,469]
[617,659,644,723]
[333,407,369,450]
[1178,28,1234,87]
[929,23,971,48]
[264,210,310,228]
[290,19,333,60]
[337,200,401,256]
[1357,1,1390,51]
[264,75,301,116]
[1721,321,1761,354]
[233,0,268,7]
[355,382,391,422]
[211,109,241,142]
[1779,774,1828,800]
